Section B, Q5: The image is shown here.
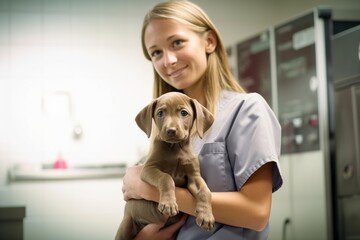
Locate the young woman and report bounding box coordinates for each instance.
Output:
[122,1,283,239]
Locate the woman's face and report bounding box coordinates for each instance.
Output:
[144,18,215,93]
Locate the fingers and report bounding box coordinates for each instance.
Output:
[133,223,164,240]
[162,214,188,235]
[133,215,188,240]
[122,165,143,201]
[122,171,128,201]
[122,185,129,202]
[145,223,164,232]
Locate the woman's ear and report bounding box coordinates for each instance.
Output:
[205,30,217,54]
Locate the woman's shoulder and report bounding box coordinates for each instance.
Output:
[218,90,269,112]
[220,90,265,101]
[217,90,279,127]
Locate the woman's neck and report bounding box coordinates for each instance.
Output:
[183,78,206,106]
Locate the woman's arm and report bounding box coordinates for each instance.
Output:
[122,162,273,231]
[177,162,273,231]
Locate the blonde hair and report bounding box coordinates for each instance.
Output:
[141,0,245,114]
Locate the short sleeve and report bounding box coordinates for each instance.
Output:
[226,93,283,192]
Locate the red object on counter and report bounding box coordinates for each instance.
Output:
[308,117,318,127]
[53,155,67,169]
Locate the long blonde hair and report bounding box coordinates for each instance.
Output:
[141,0,245,114]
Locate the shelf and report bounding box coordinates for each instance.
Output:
[8,163,127,181]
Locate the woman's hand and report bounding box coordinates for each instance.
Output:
[134,214,188,240]
[122,165,144,200]
[123,166,188,239]
[122,164,158,201]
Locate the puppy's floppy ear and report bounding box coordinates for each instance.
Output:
[190,99,214,139]
[135,99,157,138]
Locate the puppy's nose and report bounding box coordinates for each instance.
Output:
[167,128,177,137]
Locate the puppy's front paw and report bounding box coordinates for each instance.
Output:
[158,199,179,217]
[196,211,215,231]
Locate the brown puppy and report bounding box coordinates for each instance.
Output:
[116,92,215,240]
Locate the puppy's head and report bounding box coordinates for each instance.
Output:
[135,92,214,142]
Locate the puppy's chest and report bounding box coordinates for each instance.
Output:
[159,148,197,187]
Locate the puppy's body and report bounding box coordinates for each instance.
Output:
[116,92,215,240]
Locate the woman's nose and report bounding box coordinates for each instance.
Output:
[164,51,177,67]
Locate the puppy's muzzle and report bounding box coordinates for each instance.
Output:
[161,125,187,143]
[166,127,177,137]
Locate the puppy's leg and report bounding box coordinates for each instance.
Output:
[141,166,179,217]
[115,204,135,240]
[188,175,215,231]
[115,216,133,240]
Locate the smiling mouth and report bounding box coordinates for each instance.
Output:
[169,66,187,78]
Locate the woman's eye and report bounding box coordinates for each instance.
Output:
[173,39,183,48]
[150,50,161,58]
[180,110,189,117]
[156,110,164,118]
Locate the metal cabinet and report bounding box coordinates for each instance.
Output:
[233,7,360,240]
[333,25,360,240]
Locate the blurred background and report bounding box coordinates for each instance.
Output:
[0,0,359,239]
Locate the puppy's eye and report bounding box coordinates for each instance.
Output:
[180,110,189,117]
[156,110,164,118]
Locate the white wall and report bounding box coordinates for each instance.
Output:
[1,0,359,239]
[0,0,158,179]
